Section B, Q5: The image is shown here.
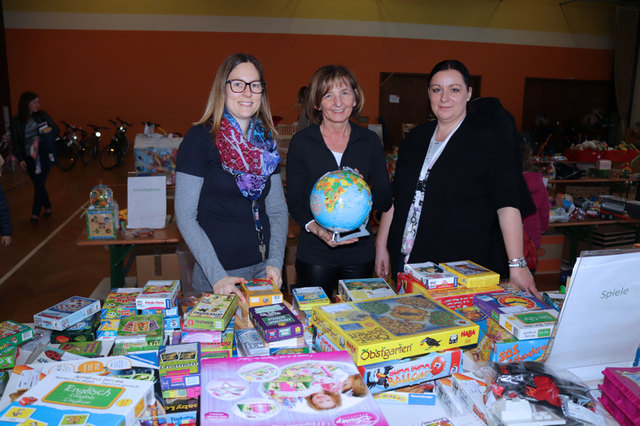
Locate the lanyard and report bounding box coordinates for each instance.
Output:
[252,201,267,261]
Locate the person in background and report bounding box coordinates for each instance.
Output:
[175,53,288,300]
[10,91,59,224]
[0,184,12,246]
[375,59,539,297]
[286,65,393,298]
[295,86,311,132]
[521,141,550,270]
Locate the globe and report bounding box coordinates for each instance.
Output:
[310,169,372,234]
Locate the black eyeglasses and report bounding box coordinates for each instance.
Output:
[226,80,265,94]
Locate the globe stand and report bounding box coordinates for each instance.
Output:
[331,224,370,243]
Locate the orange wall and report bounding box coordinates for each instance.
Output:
[6,29,612,135]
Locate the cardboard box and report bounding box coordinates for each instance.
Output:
[135,280,180,309]
[240,279,283,307]
[33,296,101,331]
[404,261,457,289]
[440,260,499,288]
[136,244,180,287]
[537,233,565,274]
[133,133,183,185]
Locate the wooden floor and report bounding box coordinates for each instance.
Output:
[0,151,563,324]
[0,152,135,323]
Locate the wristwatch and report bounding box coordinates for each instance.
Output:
[508,257,528,268]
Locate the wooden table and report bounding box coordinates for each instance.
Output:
[548,218,640,265]
[77,223,181,288]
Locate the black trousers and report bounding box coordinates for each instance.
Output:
[25,156,51,216]
[295,259,374,298]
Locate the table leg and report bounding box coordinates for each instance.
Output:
[109,244,134,288]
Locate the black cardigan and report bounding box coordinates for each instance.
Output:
[388,114,531,278]
[286,122,392,266]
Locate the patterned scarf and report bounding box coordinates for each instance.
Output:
[215,108,280,200]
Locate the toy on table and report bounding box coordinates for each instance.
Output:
[86,184,119,239]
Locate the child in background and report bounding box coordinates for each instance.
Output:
[521,142,550,271]
[0,184,12,246]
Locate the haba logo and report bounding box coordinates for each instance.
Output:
[461,329,476,338]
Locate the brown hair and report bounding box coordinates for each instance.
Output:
[305,65,364,125]
[344,374,368,397]
[195,53,277,140]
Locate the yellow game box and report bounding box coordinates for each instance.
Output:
[311,294,479,366]
[440,260,500,288]
[240,279,283,307]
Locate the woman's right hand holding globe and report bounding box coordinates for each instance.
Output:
[307,220,358,248]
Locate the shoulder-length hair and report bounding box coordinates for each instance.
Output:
[17,91,38,123]
[195,53,277,140]
[305,65,364,126]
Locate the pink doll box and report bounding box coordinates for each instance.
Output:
[598,367,640,426]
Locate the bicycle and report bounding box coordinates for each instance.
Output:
[56,121,86,171]
[99,117,132,170]
[80,124,109,165]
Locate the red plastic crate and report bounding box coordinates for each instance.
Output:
[603,150,639,163]
[565,149,601,162]
[597,367,640,425]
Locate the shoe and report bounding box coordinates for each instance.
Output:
[30,215,39,224]
[44,209,52,218]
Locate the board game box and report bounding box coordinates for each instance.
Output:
[314,328,462,393]
[426,285,503,310]
[0,320,33,351]
[0,346,16,370]
[499,309,558,340]
[404,262,458,289]
[473,289,552,322]
[135,280,180,310]
[199,351,388,425]
[372,383,436,406]
[184,293,238,331]
[311,294,479,366]
[241,279,283,307]
[102,288,141,319]
[598,367,640,426]
[0,371,154,425]
[115,314,164,346]
[158,343,201,391]
[33,296,101,331]
[469,318,550,364]
[440,260,500,288]
[249,303,304,343]
[58,340,103,357]
[291,286,330,313]
[338,278,397,301]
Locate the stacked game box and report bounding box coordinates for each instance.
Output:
[312,294,479,366]
[236,327,306,357]
[468,317,550,364]
[114,313,165,354]
[598,367,640,426]
[0,352,160,413]
[51,312,101,343]
[159,343,201,405]
[404,261,458,289]
[182,318,236,359]
[135,280,180,310]
[373,383,436,406]
[313,326,462,393]
[291,286,330,326]
[426,285,503,310]
[440,260,500,288]
[0,321,33,352]
[338,278,397,301]
[240,279,283,307]
[33,296,101,331]
[102,288,141,319]
[184,293,238,331]
[473,290,557,340]
[0,371,154,425]
[249,303,304,343]
[199,351,388,425]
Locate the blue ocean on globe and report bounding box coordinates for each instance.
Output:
[309,169,372,233]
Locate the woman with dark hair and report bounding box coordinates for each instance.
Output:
[175,53,288,299]
[375,59,539,297]
[286,65,392,298]
[10,91,59,224]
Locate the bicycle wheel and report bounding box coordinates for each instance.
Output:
[56,140,78,171]
[100,143,121,170]
[80,136,97,165]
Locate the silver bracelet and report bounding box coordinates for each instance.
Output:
[508,257,527,268]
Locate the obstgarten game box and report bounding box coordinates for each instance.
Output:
[312,294,479,366]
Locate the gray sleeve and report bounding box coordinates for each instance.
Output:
[265,174,288,270]
[175,171,228,286]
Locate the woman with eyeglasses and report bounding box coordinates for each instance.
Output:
[175,53,288,300]
[286,65,393,298]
